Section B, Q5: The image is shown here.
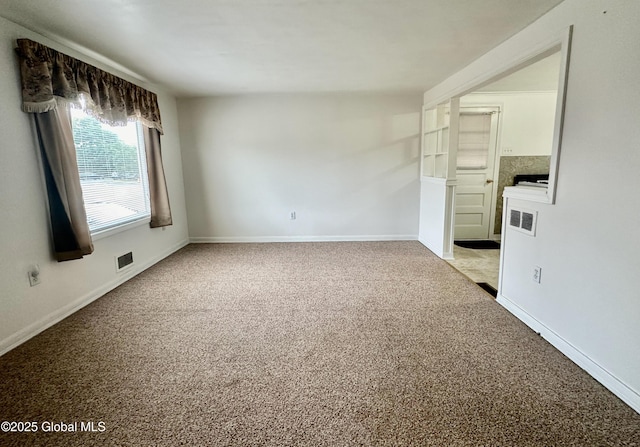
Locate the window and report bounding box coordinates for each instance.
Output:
[70,108,150,234]
[457,112,492,170]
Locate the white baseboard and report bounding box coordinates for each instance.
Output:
[190,234,417,243]
[497,294,640,415]
[0,238,189,357]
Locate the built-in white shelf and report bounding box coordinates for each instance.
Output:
[421,103,451,179]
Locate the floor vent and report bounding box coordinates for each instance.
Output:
[476,282,497,298]
[116,252,134,272]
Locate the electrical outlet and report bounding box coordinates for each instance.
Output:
[533,266,542,284]
[290,211,296,220]
[28,264,41,287]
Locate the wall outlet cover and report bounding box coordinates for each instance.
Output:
[533,266,542,283]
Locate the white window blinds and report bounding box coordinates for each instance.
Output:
[457,113,492,170]
[70,108,150,234]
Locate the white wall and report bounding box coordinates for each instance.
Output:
[418,179,455,259]
[0,17,190,354]
[177,94,422,242]
[424,0,640,411]
[461,92,557,156]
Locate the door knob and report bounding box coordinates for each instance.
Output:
[486,179,494,184]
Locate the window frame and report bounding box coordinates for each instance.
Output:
[91,217,150,241]
[70,109,151,237]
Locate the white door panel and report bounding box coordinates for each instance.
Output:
[455,213,483,226]
[456,193,485,207]
[454,109,499,240]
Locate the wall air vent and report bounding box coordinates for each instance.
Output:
[510,210,521,228]
[508,207,537,236]
[116,252,134,272]
[521,212,535,232]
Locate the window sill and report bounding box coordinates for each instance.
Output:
[503,185,550,203]
[91,217,150,241]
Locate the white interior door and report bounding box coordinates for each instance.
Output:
[454,108,499,240]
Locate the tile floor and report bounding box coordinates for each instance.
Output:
[447,245,500,291]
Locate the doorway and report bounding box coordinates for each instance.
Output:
[418,27,571,266]
[446,50,563,296]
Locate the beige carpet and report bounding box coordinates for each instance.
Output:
[0,241,638,446]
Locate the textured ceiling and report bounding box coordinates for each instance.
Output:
[0,0,564,97]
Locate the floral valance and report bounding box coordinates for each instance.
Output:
[15,39,163,134]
